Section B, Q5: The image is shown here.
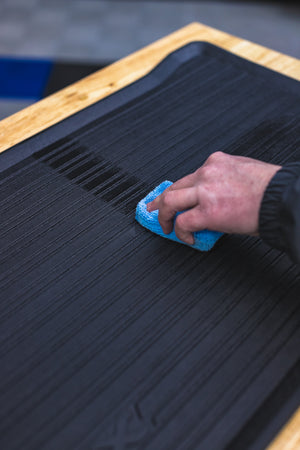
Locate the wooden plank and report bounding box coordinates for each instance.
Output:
[0,21,299,449]
[267,407,300,450]
[0,22,299,153]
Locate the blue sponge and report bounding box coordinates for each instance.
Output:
[135,181,223,251]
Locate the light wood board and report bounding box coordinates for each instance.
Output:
[0,22,300,153]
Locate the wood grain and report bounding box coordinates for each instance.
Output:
[0,21,299,450]
[0,22,300,153]
[268,407,300,450]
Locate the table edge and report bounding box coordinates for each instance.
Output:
[0,22,299,153]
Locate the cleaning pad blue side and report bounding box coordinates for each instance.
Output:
[135,181,223,251]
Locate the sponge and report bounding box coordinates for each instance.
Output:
[135,180,223,251]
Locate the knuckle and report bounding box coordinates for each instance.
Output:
[175,214,186,230]
[161,190,172,207]
[207,151,225,164]
[201,164,215,179]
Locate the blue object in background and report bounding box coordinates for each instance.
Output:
[136,180,223,251]
[0,57,53,100]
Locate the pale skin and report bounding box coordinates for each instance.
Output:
[147,151,281,245]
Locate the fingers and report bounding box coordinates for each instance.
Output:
[174,208,206,245]
[147,173,197,213]
[152,187,199,234]
[168,172,197,191]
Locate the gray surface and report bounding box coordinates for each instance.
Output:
[0,100,34,121]
[0,0,299,120]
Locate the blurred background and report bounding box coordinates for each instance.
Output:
[0,0,299,121]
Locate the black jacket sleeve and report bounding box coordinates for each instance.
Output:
[259,162,300,264]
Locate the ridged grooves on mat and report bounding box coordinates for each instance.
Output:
[32,143,149,214]
[0,44,300,450]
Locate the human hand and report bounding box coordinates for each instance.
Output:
[147,152,281,245]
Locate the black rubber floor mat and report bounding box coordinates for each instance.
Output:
[0,42,299,450]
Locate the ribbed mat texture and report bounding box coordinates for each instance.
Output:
[0,42,299,450]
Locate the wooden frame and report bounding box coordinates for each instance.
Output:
[1,22,300,154]
[0,22,299,449]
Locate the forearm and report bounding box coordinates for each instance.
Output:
[259,162,300,264]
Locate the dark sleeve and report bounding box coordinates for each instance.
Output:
[259,162,300,264]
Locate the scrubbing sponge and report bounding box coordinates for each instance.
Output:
[135,181,223,251]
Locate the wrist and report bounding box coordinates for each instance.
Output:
[259,162,300,252]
